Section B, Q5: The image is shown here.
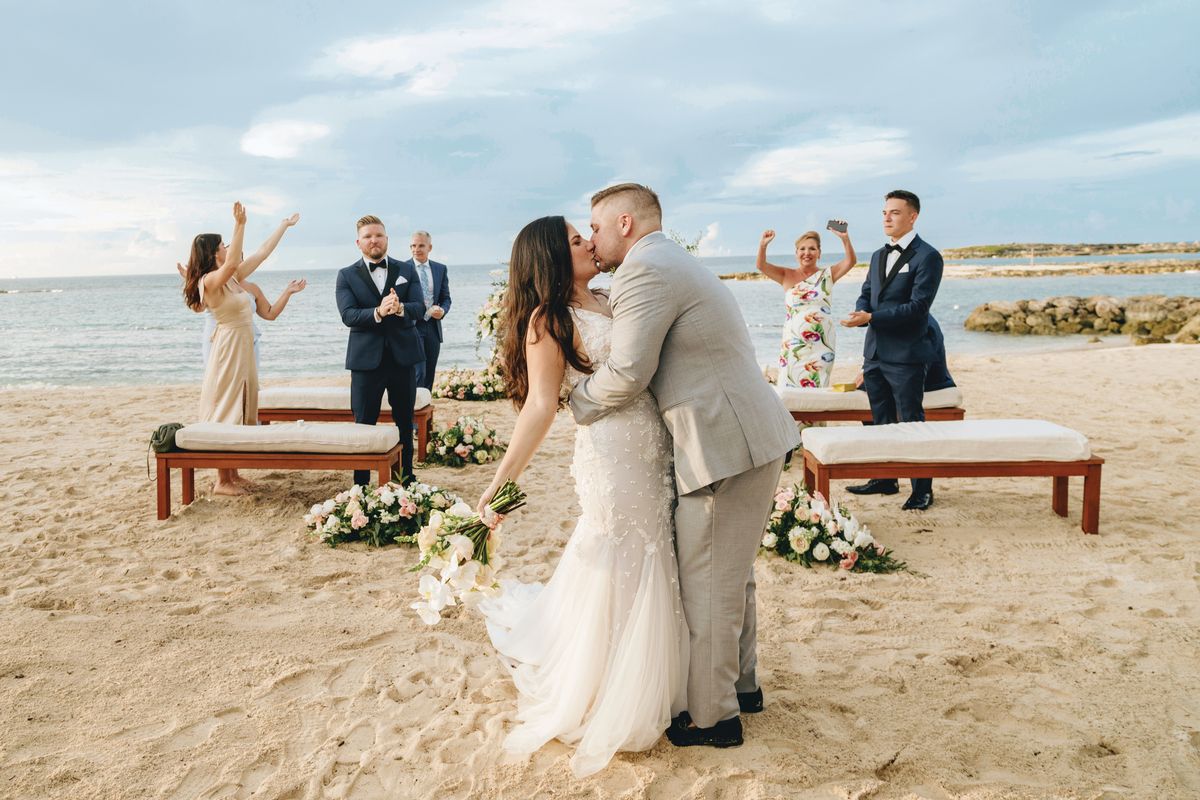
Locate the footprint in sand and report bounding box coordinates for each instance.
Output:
[158,707,245,753]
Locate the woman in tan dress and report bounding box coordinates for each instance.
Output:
[182,202,300,495]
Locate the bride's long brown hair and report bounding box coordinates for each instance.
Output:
[498,216,592,409]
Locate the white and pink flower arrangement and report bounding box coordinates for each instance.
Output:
[474,272,507,353]
[432,364,507,401]
[760,484,908,573]
[410,480,527,625]
[424,415,506,467]
[305,481,460,548]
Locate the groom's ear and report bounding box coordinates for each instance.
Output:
[618,212,634,237]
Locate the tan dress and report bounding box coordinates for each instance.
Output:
[198,277,258,425]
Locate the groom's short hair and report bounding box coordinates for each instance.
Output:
[885,190,920,213]
[357,214,385,231]
[591,183,662,224]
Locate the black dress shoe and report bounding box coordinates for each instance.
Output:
[737,688,763,714]
[666,712,743,748]
[846,479,900,496]
[902,491,934,510]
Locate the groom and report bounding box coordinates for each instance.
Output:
[570,183,801,748]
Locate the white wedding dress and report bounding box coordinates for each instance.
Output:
[481,306,689,778]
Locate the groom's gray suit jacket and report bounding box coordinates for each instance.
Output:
[570,231,800,494]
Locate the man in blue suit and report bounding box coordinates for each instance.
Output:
[404,230,452,390]
[335,215,426,486]
[841,190,943,510]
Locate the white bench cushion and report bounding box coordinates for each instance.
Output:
[776,385,962,412]
[176,422,399,453]
[258,386,432,411]
[801,419,1091,464]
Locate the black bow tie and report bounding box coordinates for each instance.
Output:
[885,243,904,254]
[369,259,387,272]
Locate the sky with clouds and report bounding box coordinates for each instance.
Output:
[1,0,1197,278]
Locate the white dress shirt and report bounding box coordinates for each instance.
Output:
[885,229,918,272]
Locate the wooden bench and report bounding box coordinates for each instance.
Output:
[155,422,401,520]
[777,385,965,425]
[800,420,1103,534]
[257,387,434,463]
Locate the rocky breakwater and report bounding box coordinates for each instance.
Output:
[964,295,1200,344]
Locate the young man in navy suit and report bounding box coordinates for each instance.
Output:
[841,190,944,510]
[335,215,426,486]
[405,230,452,391]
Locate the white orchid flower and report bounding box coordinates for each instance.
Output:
[447,501,474,519]
[410,599,442,625]
[418,574,456,611]
[447,534,475,563]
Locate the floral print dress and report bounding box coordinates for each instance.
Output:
[777,268,836,388]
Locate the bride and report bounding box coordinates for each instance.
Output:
[475,215,688,777]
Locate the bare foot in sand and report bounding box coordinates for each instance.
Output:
[212,482,250,497]
[231,474,258,490]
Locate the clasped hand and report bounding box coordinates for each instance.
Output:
[379,288,401,317]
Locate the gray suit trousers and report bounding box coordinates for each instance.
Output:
[674,455,785,728]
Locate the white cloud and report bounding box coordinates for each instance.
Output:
[697,222,730,257]
[240,120,331,159]
[959,112,1200,181]
[727,124,913,192]
[317,0,660,93]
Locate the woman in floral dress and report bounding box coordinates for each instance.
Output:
[756,222,857,387]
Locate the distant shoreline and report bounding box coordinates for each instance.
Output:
[942,241,1199,258]
[720,258,1200,281]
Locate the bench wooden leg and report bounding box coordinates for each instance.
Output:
[1052,475,1068,517]
[815,465,831,502]
[1082,464,1102,534]
[379,456,393,487]
[802,454,815,494]
[416,412,429,464]
[156,459,171,520]
[182,467,195,506]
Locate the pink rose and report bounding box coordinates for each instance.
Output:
[775,499,790,511]
[457,390,466,399]
[399,498,417,517]
[809,511,821,523]
[454,444,470,458]
[463,426,475,436]
[839,551,859,570]
[473,384,485,394]
[351,511,368,530]
[484,437,493,445]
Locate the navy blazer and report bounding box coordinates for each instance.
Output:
[335,256,426,371]
[403,259,453,342]
[855,233,944,364]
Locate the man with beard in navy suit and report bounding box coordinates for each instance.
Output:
[335,215,425,486]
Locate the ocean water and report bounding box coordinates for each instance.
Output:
[1,256,1197,388]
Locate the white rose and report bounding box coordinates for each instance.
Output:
[322,499,336,514]
[448,501,473,518]
[761,532,778,548]
[830,539,851,556]
[812,542,830,561]
[788,528,809,553]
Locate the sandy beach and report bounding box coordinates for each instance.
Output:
[2,344,1198,799]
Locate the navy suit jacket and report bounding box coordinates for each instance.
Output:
[335,256,426,371]
[855,233,944,364]
[403,259,452,342]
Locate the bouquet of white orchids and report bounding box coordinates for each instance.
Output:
[410,480,527,624]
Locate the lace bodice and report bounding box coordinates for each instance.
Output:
[565,308,612,391]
